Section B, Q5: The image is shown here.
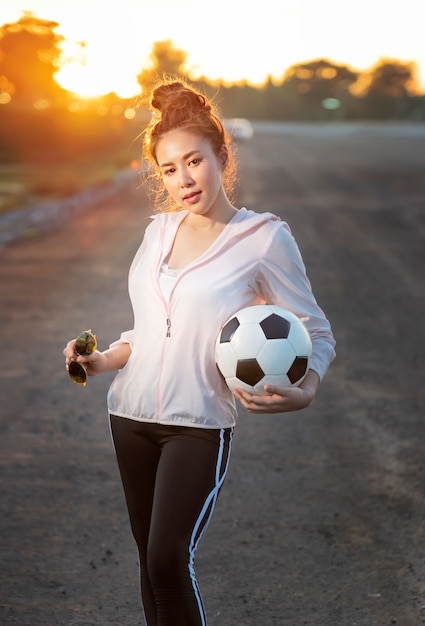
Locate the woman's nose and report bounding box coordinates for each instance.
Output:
[180,168,194,187]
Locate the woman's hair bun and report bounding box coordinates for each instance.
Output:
[151,81,211,118]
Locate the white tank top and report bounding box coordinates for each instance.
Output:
[158,263,181,303]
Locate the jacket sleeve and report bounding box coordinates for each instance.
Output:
[109,329,135,351]
[258,221,336,381]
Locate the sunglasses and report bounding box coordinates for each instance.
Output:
[68,330,97,386]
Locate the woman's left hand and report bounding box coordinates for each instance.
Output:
[233,370,320,414]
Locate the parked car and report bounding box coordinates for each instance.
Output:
[223,118,254,141]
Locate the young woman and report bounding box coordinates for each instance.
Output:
[64,80,335,626]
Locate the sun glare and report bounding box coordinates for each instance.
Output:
[55,36,142,99]
[1,0,425,97]
[55,62,140,99]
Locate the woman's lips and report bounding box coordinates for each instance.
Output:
[183,191,201,204]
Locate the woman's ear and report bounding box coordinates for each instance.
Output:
[219,144,229,168]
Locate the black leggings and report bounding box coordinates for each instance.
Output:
[110,415,233,626]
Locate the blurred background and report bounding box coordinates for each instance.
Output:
[0,0,424,219]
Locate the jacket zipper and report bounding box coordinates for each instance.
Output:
[157,210,240,341]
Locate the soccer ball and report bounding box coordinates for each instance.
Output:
[215,304,312,394]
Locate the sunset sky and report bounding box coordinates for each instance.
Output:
[1,0,424,98]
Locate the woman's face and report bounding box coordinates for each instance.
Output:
[155,129,229,218]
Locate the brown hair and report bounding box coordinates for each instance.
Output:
[142,79,238,211]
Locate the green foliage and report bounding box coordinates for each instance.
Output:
[137,40,190,96]
[187,58,424,122]
[354,59,418,120]
[0,104,140,164]
[0,12,66,104]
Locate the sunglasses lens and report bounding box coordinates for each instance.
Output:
[68,360,87,385]
[75,330,97,357]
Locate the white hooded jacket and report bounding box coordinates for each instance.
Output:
[107,207,336,428]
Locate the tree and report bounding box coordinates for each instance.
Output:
[137,40,189,95]
[280,59,358,119]
[352,58,417,119]
[364,58,416,98]
[0,12,65,105]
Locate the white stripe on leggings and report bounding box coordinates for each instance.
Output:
[188,427,233,625]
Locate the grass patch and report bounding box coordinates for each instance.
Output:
[0,148,139,215]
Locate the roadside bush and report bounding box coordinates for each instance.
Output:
[0,106,140,165]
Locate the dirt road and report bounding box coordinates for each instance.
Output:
[1,123,425,626]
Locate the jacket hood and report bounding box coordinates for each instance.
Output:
[152,207,282,264]
[153,207,280,231]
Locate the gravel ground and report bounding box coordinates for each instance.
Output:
[1,122,425,626]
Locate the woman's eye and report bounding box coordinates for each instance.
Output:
[189,158,200,166]
[164,168,175,176]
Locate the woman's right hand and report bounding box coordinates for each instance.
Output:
[63,339,107,378]
[63,338,132,378]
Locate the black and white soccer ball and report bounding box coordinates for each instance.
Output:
[215,304,312,394]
